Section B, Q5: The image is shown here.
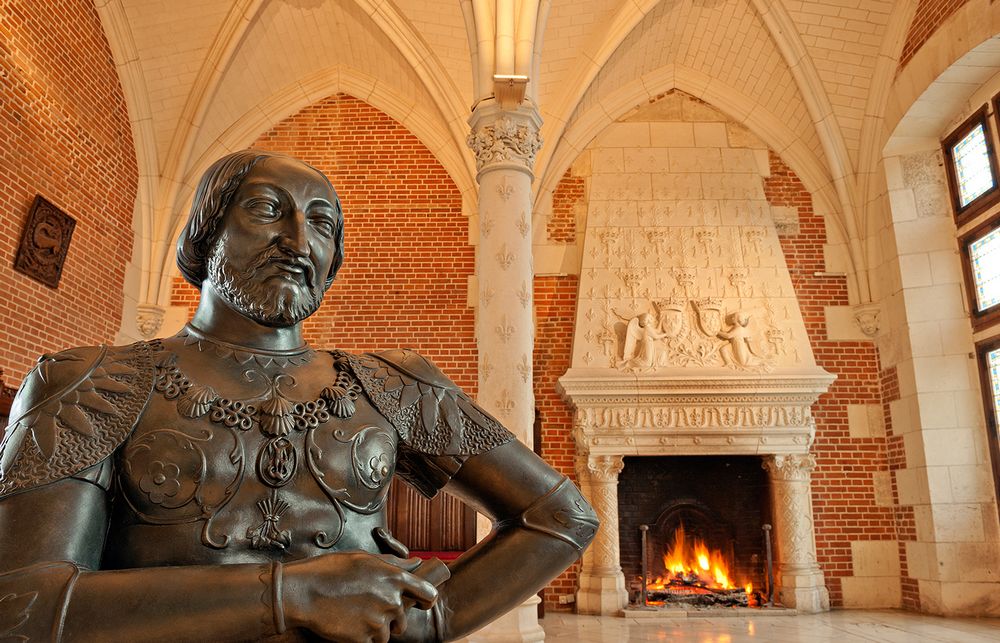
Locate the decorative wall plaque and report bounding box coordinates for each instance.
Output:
[14,195,76,288]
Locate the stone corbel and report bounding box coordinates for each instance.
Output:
[135,303,165,339]
[853,302,880,338]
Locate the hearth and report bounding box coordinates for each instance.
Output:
[619,456,770,609]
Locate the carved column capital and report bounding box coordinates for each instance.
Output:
[467,103,543,175]
[586,454,625,482]
[762,453,816,481]
[135,303,165,339]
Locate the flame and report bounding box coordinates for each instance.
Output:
[658,523,738,590]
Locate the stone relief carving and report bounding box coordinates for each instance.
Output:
[136,304,166,339]
[467,116,543,171]
[604,298,776,373]
[577,403,811,431]
[853,303,880,338]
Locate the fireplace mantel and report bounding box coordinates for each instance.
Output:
[558,366,835,615]
[558,367,835,457]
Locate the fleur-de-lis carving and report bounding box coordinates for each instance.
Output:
[496,390,515,417]
[496,316,515,343]
[517,281,530,308]
[481,355,493,381]
[482,214,495,238]
[517,354,531,383]
[497,177,515,201]
[496,244,515,269]
[517,211,529,238]
[482,286,496,307]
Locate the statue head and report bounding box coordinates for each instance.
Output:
[176,150,345,327]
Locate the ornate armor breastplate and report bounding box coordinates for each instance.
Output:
[111,342,397,563]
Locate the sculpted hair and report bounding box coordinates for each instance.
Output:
[176,150,345,289]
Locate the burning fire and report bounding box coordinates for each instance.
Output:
[648,523,745,591]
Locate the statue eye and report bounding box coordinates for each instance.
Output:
[246,198,281,218]
[309,215,335,237]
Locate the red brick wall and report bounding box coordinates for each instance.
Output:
[170,94,476,392]
[548,169,583,244]
[880,365,919,609]
[900,0,971,68]
[534,275,581,610]
[0,0,137,387]
[764,152,898,608]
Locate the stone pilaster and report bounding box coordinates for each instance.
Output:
[575,454,628,615]
[466,102,544,641]
[762,453,830,613]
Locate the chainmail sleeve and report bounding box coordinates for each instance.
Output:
[342,349,513,498]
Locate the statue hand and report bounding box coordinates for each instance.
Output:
[283,552,439,642]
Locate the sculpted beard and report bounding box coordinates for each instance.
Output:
[206,232,324,327]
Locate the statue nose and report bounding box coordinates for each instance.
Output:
[279,209,310,256]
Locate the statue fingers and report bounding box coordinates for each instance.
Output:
[372,526,410,558]
[397,572,439,610]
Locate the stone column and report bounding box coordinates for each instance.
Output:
[762,454,830,613]
[464,102,543,642]
[467,102,542,443]
[575,454,628,615]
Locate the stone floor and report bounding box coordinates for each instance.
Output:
[539,610,1000,642]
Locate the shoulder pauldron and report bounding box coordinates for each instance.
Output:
[342,349,513,456]
[0,342,156,498]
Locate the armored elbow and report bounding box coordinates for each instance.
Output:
[518,477,599,554]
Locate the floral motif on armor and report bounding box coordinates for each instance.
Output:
[368,453,391,485]
[139,460,182,505]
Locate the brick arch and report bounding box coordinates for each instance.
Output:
[887,0,1000,140]
[900,0,973,69]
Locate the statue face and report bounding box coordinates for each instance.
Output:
[205,156,339,327]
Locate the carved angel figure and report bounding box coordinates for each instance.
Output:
[717,311,762,368]
[617,311,667,372]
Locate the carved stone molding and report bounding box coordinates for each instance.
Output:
[136,303,166,339]
[559,369,833,458]
[467,106,543,174]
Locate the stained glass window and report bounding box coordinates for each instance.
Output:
[969,226,1000,312]
[952,123,996,209]
[987,348,1000,433]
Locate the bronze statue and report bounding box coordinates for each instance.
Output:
[0,151,598,642]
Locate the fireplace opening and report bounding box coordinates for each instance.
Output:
[618,456,772,609]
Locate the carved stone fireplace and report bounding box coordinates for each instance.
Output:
[557,100,840,615]
[558,371,834,614]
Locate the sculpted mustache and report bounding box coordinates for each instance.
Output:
[246,243,316,288]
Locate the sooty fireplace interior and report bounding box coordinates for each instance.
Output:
[618,456,772,607]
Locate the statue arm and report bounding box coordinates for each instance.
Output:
[398,441,598,642]
[0,477,283,643]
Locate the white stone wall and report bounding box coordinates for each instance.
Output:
[876,148,1000,616]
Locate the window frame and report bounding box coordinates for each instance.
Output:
[973,336,1000,511]
[942,104,1000,225]
[959,214,1000,330]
